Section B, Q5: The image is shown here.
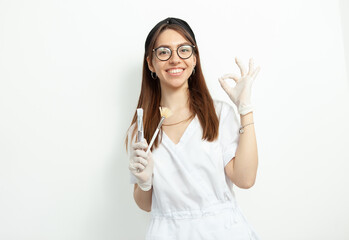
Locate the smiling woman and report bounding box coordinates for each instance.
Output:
[125,17,260,240]
[147,29,197,91]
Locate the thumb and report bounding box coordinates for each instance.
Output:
[218,78,231,94]
[147,148,153,158]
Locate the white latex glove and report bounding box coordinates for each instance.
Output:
[128,139,154,191]
[219,57,260,115]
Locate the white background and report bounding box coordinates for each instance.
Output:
[1,0,349,239]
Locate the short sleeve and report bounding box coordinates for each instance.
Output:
[215,100,240,167]
[127,124,138,184]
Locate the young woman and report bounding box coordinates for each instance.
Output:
[126,17,260,240]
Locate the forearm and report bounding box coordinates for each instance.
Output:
[232,112,258,188]
[133,184,152,212]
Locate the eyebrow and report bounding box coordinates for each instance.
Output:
[155,42,192,49]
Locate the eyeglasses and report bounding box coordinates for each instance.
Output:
[153,45,195,61]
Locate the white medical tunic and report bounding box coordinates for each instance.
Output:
[129,100,260,240]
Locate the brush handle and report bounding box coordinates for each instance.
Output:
[137,131,144,142]
[146,117,166,154]
[157,117,165,129]
[146,128,159,154]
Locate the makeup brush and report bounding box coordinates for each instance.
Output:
[136,108,144,142]
[146,107,172,154]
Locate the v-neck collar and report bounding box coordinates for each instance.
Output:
[162,114,198,148]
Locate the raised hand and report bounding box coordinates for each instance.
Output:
[219,57,260,115]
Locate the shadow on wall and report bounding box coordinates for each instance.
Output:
[339,0,349,87]
[106,62,148,238]
[118,62,143,139]
[74,59,144,239]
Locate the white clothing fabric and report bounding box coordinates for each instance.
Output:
[128,100,260,240]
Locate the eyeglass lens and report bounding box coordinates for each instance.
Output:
[155,45,193,61]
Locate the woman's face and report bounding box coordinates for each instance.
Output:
[147,29,196,90]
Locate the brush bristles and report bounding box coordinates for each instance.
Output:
[159,107,172,118]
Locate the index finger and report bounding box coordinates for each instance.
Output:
[220,73,240,82]
[132,141,148,151]
[235,57,247,77]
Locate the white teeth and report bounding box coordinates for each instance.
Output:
[168,69,183,74]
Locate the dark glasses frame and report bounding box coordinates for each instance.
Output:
[152,45,195,61]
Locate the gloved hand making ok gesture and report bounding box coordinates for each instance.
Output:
[219,57,260,116]
[128,139,154,191]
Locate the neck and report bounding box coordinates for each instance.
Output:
[160,84,190,113]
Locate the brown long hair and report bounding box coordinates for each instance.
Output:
[125,22,219,151]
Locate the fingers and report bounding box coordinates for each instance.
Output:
[218,73,240,94]
[221,73,240,82]
[218,77,230,94]
[221,58,257,82]
[248,58,254,75]
[251,66,260,80]
[129,162,137,171]
[129,137,153,175]
[235,57,260,79]
[132,149,149,164]
[136,156,148,166]
[129,162,146,171]
[132,140,148,151]
[130,141,151,172]
[129,154,148,172]
[218,73,239,92]
[135,149,148,159]
[235,57,247,77]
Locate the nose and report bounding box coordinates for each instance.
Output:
[169,50,181,64]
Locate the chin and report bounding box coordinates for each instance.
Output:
[164,78,189,89]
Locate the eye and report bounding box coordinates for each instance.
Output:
[157,48,170,55]
[179,46,191,53]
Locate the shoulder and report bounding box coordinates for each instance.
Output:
[213,99,237,119]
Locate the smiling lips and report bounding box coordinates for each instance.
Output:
[167,68,184,76]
